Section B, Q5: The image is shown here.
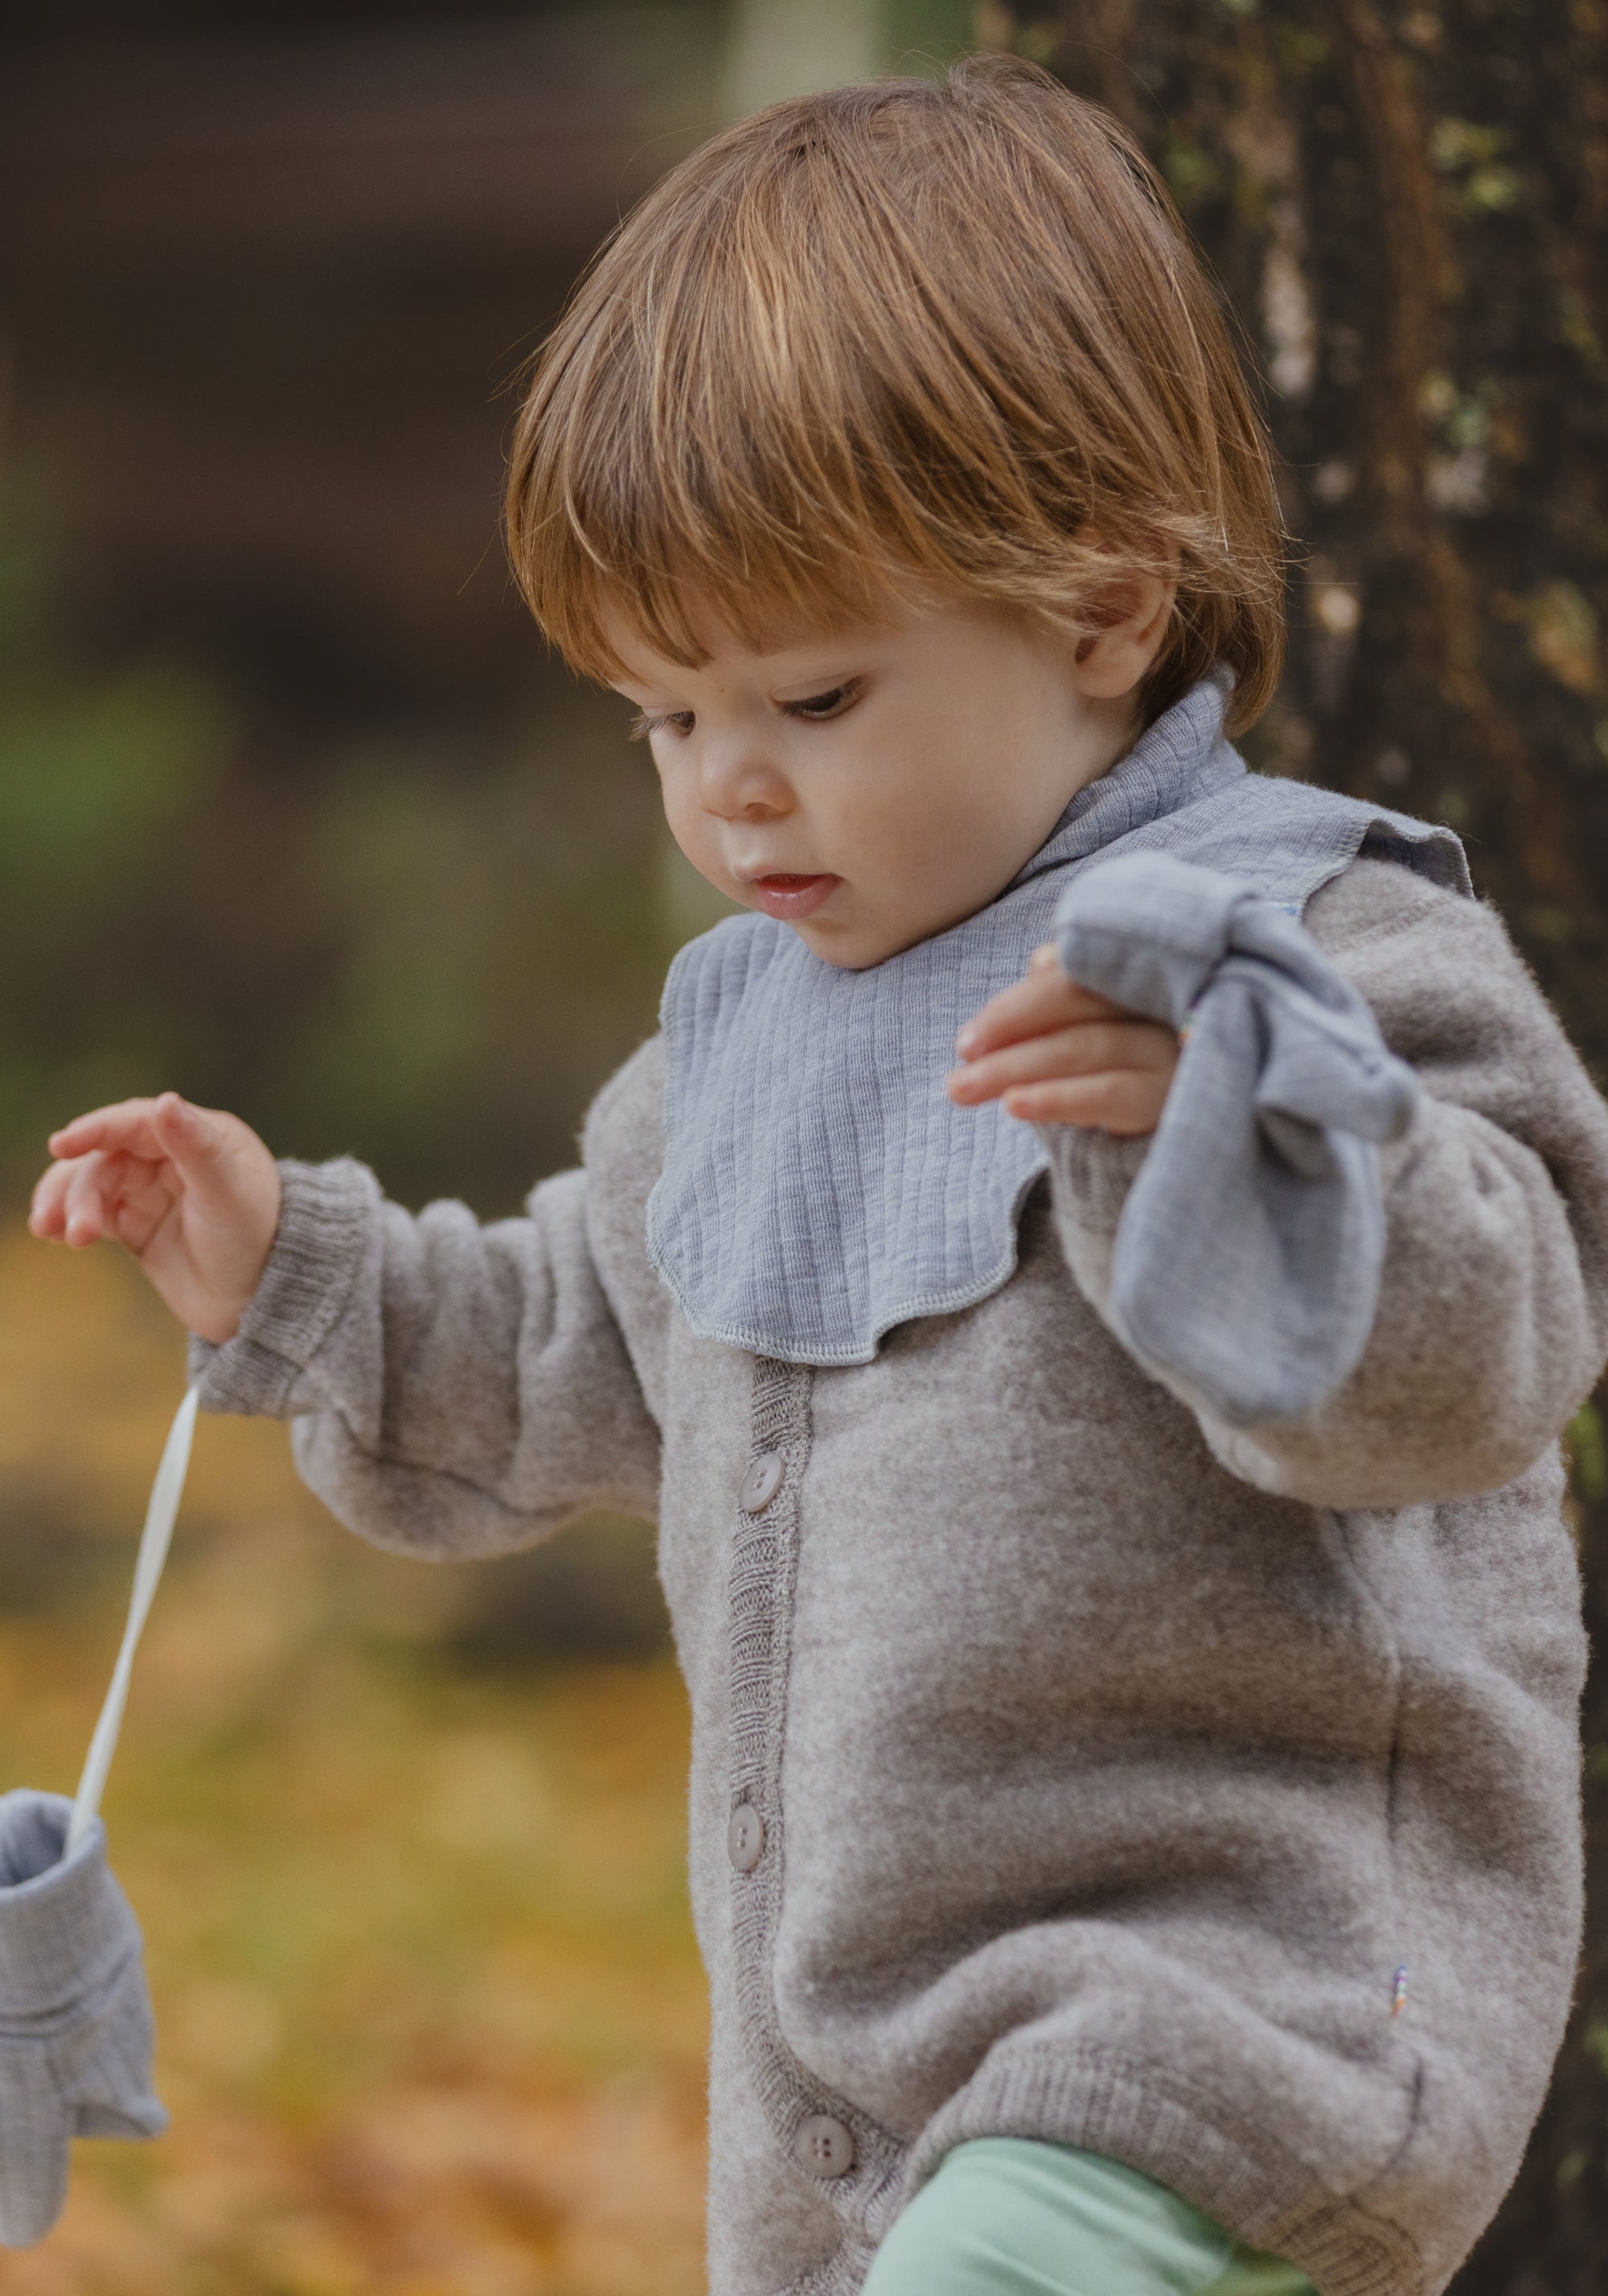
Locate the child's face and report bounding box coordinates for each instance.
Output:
[610,592,1165,969]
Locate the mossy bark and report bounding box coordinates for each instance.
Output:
[1001,5,1607,2282]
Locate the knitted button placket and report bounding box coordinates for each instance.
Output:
[723,1361,903,2249]
[728,1804,765,1872]
[739,1450,784,1513]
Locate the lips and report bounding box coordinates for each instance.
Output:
[748,872,841,922]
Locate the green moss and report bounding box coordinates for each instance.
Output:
[1566,1400,1607,1503]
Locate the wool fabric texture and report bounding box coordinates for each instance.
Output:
[859,2140,1316,2296]
[0,1791,166,2247]
[646,674,1467,1368]
[1052,853,1420,1423]
[192,817,1608,2296]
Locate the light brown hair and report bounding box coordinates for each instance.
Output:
[506,54,1285,732]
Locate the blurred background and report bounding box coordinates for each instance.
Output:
[0,0,1604,2289]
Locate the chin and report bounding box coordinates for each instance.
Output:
[792,921,910,972]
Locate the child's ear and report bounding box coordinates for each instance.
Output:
[1070,570,1177,702]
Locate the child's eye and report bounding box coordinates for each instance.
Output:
[629,708,694,741]
[781,680,861,722]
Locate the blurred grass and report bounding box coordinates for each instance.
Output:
[0,1226,707,2296]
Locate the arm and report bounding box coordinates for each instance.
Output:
[1043,860,1608,1508]
[30,1044,667,1560]
[194,1154,662,1560]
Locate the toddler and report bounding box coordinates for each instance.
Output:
[31,58,1608,2296]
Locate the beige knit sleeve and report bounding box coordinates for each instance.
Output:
[1045,858,1608,1509]
[189,1040,668,1559]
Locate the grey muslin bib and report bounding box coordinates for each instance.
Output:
[647,673,1470,1377]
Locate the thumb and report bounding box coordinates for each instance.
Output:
[150,1093,244,1211]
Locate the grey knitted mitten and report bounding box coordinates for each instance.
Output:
[1056,851,1419,1424]
[0,1790,166,2245]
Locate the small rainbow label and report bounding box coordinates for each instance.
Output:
[1390,1966,1409,2018]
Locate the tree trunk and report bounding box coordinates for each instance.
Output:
[992,3,1607,2283]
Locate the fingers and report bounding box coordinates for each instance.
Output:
[998,1069,1171,1135]
[35,1097,278,1342]
[30,1150,149,1249]
[47,1097,173,1163]
[950,942,1179,1136]
[35,1091,244,1251]
[45,1094,250,1219]
[103,1155,184,1253]
[39,1153,167,1250]
[949,1018,1176,1107]
[29,1158,73,1241]
[31,1153,100,1244]
[956,948,1126,1060]
[64,1154,117,1247]
[147,1093,244,1209]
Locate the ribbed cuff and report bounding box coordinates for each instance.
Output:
[0,1794,136,2015]
[189,1158,376,1418]
[1040,1125,1151,1235]
[904,2041,1425,2296]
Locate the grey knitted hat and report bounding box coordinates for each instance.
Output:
[0,1389,196,2247]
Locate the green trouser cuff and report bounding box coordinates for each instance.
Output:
[862,2139,1319,2296]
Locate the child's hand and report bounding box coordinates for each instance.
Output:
[947,944,1179,1134]
[30,1094,281,1343]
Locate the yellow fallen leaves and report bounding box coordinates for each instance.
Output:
[0,1226,708,2294]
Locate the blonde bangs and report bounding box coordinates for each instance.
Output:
[507,56,1285,728]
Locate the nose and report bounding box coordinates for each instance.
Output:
[696,738,793,824]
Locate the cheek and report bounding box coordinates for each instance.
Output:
[814,773,903,860]
[866,698,1014,843]
[813,728,943,867]
[655,765,740,897]
[863,762,1008,882]
[653,754,703,847]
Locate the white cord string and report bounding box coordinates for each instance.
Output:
[67,1388,199,1858]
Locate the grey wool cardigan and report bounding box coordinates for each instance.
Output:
[195,855,1608,2296]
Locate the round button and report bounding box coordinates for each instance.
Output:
[728,1804,765,1872]
[794,2114,855,2179]
[739,1451,785,1513]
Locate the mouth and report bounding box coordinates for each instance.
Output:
[745,871,842,921]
